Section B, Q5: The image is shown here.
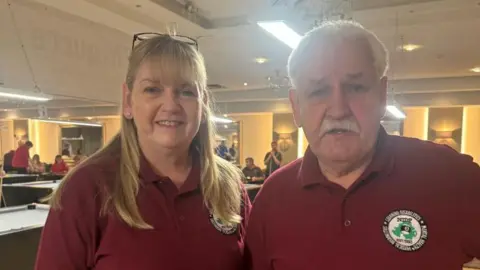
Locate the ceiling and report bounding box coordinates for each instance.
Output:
[0,0,480,118]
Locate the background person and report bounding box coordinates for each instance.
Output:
[263,141,282,178]
[12,141,33,174]
[36,34,250,270]
[242,157,264,183]
[29,154,45,173]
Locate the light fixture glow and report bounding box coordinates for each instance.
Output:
[399,44,422,52]
[0,88,52,102]
[387,105,406,119]
[243,82,248,86]
[34,118,102,127]
[254,57,269,64]
[470,67,480,73]
[211,116,233,123]
[257,21,301,49]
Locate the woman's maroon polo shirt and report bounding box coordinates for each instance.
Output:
[35,151,251,270]
[246,129,480,270]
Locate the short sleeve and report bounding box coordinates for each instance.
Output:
[35,166,102,270]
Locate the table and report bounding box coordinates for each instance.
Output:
[2,180,61,207]
[1,174,38,184]
[0,204,49,270]
[38,173,64,181]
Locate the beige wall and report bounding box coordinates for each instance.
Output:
[273,113,298,164]
[28,120,61,163]
[0,120,15,161]
[101,117,121,144]
[403,107,429,140]
[230,113,273,168]
[462,106,480,163]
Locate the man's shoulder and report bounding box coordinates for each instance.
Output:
[390,135,475,167]
[262,159,302,189]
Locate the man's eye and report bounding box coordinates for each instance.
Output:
[309,88,329,98]
[144,87,161,93]
[345,84,366,93]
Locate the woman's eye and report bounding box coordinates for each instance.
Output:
[179,88,197,97]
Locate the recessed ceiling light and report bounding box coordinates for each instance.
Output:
[86,117,93,120]
[224,125,228,128]
[399,44,422,52]
[243,82,248,86]
[223,114,228,117]
[254,57,269,64]
[470,67,480,73]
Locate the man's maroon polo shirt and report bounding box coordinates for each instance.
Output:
[36,148,251,270]
[246,129,480,270]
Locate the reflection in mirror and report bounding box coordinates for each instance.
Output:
[215,121,240,165]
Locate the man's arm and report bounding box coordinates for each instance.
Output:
[272,152,281,166]
[252,168,265,182]
[264,153,271,165]
[458,156,480,259]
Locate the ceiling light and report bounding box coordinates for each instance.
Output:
[33,118,103,127]
[470,67,480,73]
[254,57,269,64]
[399,44,422,52]
[223,114,228,117]
[211,116,233,123]
[86,117,93,120]
[243,82,248,86]
[386,105,406,119]
[257,21,301,49]
[0,87,52,101]
[224,125,228,128]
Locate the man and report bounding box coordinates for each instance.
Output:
[242,157,265,183]
[3,150,15,173]
[12,141,33,174]
[263,141,282,178]
[246,20,480,270]
[216,140,229,159]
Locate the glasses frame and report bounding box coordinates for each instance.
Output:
[131,32,198,50]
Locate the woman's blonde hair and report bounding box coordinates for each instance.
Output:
[51,35,243,229]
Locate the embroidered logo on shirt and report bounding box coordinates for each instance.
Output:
[209,214,237,235]
[382,210,428,252]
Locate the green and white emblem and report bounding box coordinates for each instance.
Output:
[382,210,428,252]
[209,214,237,235]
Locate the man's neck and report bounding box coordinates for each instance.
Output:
[318,152,374,190]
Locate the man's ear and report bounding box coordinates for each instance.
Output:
[289,88,302,128]
[122,83,133,119]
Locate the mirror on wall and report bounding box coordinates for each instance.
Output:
[61,126,103,157]
[215,121,240,165]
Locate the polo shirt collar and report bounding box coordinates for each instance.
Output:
[299,126,394,188]
[138,151,201,194]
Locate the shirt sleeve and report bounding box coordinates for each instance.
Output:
[458,155,480,259]
[35,166,100,270]
[245,188,270,270]
[277,152,283,162]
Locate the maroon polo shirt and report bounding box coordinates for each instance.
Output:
[246,128,480,270]
[36,148,251,270]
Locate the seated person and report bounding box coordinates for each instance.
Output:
[51,155,69,174]
[29,154,45,173]
[242,157,265,183]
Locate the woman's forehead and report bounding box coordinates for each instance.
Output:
[135,57,201,86]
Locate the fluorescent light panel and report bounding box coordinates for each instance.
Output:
[387,105,406,119]
[0,87,52,101]
[257,21,301,49]
[35,118,102,127]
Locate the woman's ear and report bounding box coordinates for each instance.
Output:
[122,83,133,119]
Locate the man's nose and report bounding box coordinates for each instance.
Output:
[326,83,351,119]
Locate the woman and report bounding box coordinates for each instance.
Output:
[36,34,250,270]
[50,155,68,174]
[29,154,45,173]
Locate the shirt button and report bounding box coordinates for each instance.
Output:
[344,220,352,227]
[179,216,185,221]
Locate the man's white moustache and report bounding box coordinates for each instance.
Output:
[319,120,359,135]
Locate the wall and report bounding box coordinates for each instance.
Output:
[428,107,463,152]
[462,106,480,163]
[101,117,121,144]
[13,119,29,145]
[28,120,61,163]
[403,107,429,140]
[230,113,273,168]
[272,113,298,164]
[0,120,15,160]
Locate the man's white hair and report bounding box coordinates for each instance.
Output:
[287,20,389,89]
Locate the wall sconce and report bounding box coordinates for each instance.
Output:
[277,133,293,152]
[435,130,453,139]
